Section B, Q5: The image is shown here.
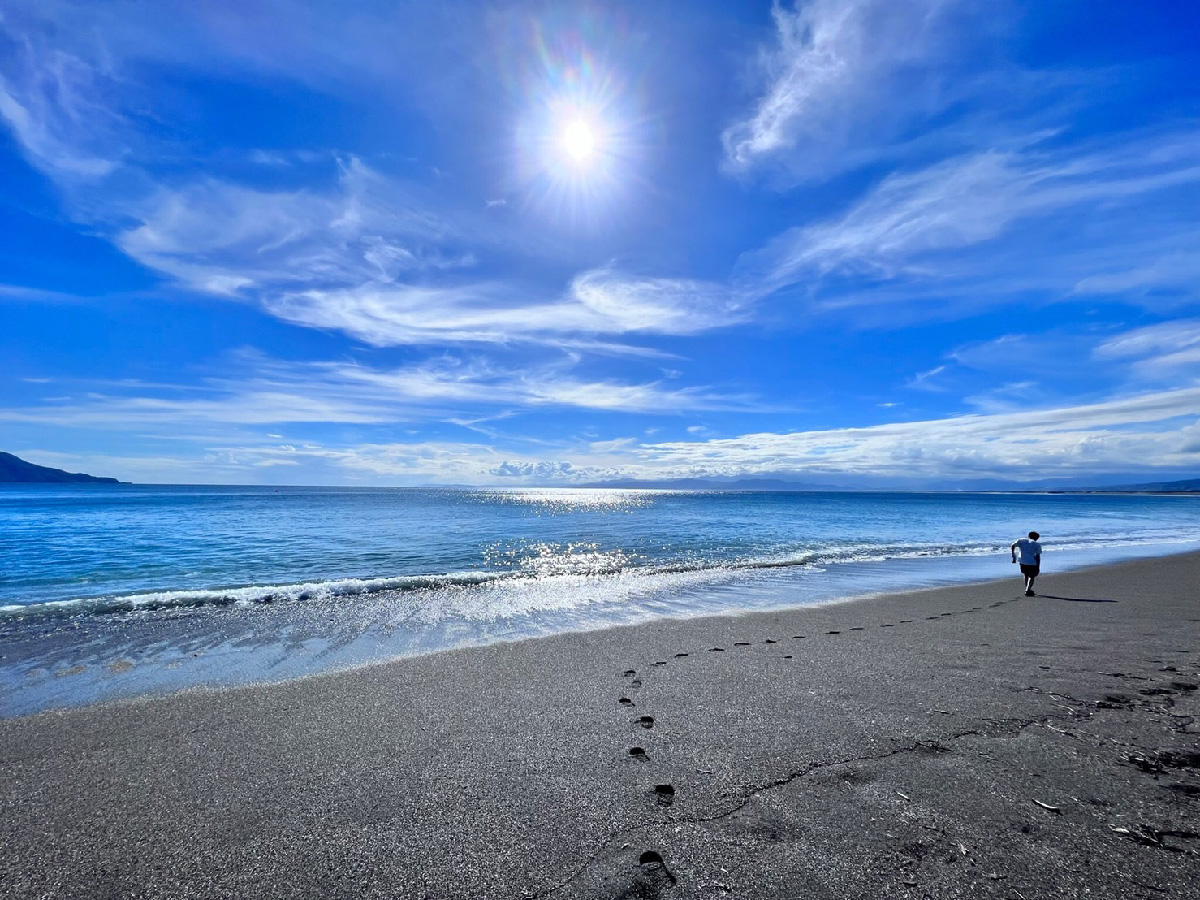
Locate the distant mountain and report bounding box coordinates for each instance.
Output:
[577,473,1200,493]
[0,452,124,484]
[1094,477,1200,492]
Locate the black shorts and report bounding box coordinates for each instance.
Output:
[1020,564,1040,577]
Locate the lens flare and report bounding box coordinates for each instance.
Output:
[509,25,647,227]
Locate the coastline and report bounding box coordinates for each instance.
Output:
[2,552,1198,897]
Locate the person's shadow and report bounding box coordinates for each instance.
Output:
[1039,594,1118,603]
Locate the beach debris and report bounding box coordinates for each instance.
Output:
[985,872,1006,880]
[623,669,637,677]
[1108,823,1200,850]
[1031,799,1062,814]
[618,697,635,706]
[629,747,648,759]
[637,715,655,729]
[1125,752,1164,774]
[896,791,911,801]
[956,842,970,856]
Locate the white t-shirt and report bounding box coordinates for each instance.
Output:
[1014,538,1042,565]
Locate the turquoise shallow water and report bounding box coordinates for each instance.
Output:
[1,485,1197,713]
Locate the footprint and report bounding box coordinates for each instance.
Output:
[636,850,677,890]
[629,747,648,760]
[880,624,895,628]
[734,641,750,646]
[793,635,806,639]
[783,655,793,659]
[675,652,689,658]
[900,620,913,623]
[850,627,864,631]
[827,630,841,635]
[926,616,941,620]
[653,661,667,666]
[624,669,637,677]
[630,679,642,688]
[940,612,953,617]
[637,715,655,729]
[708,647,725,652]
[652,784,675,807]
[619,698,635,707]
[764,638,777,644]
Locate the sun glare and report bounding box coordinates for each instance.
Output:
[513,38,643,224]
[562,119,597,161]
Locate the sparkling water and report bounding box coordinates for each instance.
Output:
[2,485,1197,713]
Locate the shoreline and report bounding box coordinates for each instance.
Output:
[2,551,1198,897]
[3,539,1199,719]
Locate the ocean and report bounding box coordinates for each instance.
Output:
[2,484,1197,715]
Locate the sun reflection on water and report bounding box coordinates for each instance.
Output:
[477,487,660,512]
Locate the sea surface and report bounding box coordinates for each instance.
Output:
[2,484,1198,715]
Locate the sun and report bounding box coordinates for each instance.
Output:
[561,118,597,162]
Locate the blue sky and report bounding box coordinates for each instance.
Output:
[2,0,1199,487]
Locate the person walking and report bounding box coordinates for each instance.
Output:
[1011,531,1042,596]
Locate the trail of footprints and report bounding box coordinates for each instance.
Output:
[608,594,1025,893]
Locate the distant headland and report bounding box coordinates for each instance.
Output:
[0,452,125,484]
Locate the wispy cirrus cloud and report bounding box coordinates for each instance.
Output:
[736,132,1200,316]
[1094,319,1200,377]
[0,353,764,433]
[114,161,469,297]
[723,0,978,181]
[263,266,738,346]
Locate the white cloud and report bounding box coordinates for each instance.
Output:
[723,0,966,180]
[569,268,744,335]
[265,267,737,346]
[17,384,1200,485]
[1094,319,1200,376]
[0,33,121,179]
[0,354,762,432]
[736,133,1200,313]
[631,387,1200,481]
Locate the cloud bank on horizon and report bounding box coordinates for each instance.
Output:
[1,0,1198,486]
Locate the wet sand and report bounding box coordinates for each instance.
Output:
[1,552,1198,899]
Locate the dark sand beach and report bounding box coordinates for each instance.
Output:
[2,552,1198,899]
